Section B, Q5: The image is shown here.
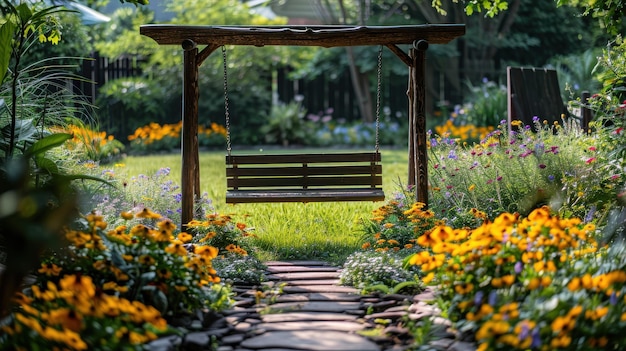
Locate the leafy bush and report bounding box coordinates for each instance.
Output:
[260,98,311,146]
[0,277,170,350]
[360,199,442,251]
[38,211,228,316]
[52,123,125,164]
[0,209,235,350]
[340,250,418,290]
[213,255,267,285]
[127,121,227,154]
[82,165,214,228]
[406,207,626,350]
[188,214,258,257]
[428,117,623,225]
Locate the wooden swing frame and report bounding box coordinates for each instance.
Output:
[140,24,465,228]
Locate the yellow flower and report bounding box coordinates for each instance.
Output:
[103,281,129,293]
[199,231,217,242]
[454,283,474,295]
[194,245,219,259]
[177,232,193,243]
[135,207,161,219]
[139,254,156,266]
[158,219,177,232]
[165,240,188,256]
[59,274,95,298]
[551,315,575,333]
[422,272,435,284]
[38,263,62,276]
[501,275,515,286]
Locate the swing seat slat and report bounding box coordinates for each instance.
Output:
[225,152,385,204]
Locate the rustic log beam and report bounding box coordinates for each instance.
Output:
[197,43,220,67]
[141,24,464,47]
[386,44,412,67]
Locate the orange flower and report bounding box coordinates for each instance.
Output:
[135,208,161,219]
[194,245,218,259]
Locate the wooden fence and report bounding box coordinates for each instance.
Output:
[74,52,143,104]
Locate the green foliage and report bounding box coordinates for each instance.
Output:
[555,48,602,100]
[462,78,507,127]
[38,211,228,316]
[96,77,176,138]
[428,118,624,224]
[406,207,626,350]
[497,0,600,67]
[360,200,441,251]
[340,250,419,290]
[0,19,14,84]
[260,98,310,146]
[188,214,257,257]
[212,254,267,285]
[557,0,626,35]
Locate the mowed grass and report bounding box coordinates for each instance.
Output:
[123,148,409,264]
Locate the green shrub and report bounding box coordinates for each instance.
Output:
[340,250,418,290]
[213,254,267,285]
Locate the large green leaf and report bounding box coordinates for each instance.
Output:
[15,3,32,23]
[0,21,15,85]
[25,133,72,158]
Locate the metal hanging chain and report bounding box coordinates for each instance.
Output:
[222,46,232,157]
[375,45,383,154]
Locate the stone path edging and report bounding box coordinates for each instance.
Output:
[145,260,477,351]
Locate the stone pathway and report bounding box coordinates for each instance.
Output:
[146,261,476,351]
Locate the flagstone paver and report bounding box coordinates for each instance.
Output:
[145,261,476,351]
[240,330,380,351]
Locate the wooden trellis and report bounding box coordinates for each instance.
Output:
[140,24,465,228]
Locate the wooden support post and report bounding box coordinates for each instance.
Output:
[181,39,200,230]
[407,59,415,190]
[409,40,429,205]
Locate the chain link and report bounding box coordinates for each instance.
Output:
[222,46,232,156]
[375,45,383,154]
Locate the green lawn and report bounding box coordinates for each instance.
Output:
[122,148,410,263]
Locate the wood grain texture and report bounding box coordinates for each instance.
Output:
[141,24,465,47]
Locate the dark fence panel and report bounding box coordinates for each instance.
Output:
[75,52,144,104]
[276,67,410,123]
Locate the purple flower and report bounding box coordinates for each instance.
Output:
[488,291,497,306]
[532,116,540,123]
[156,167,171,176]
[474,291,484,305]
[585,206,596,223]
[548,175,555,181]
[514,261,523,274]
[611,291,618,305]
[448,150,457,159]
[519,323,530,340]
[531,327,542,347]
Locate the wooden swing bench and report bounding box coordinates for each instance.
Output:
[225,152,384,203]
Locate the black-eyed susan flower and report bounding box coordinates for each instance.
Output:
[135,207,161,219]
[38,263,62,276]
[165,240,187,256]
[177,232,193,243]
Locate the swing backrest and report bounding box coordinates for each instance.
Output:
[225,152,384,203]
